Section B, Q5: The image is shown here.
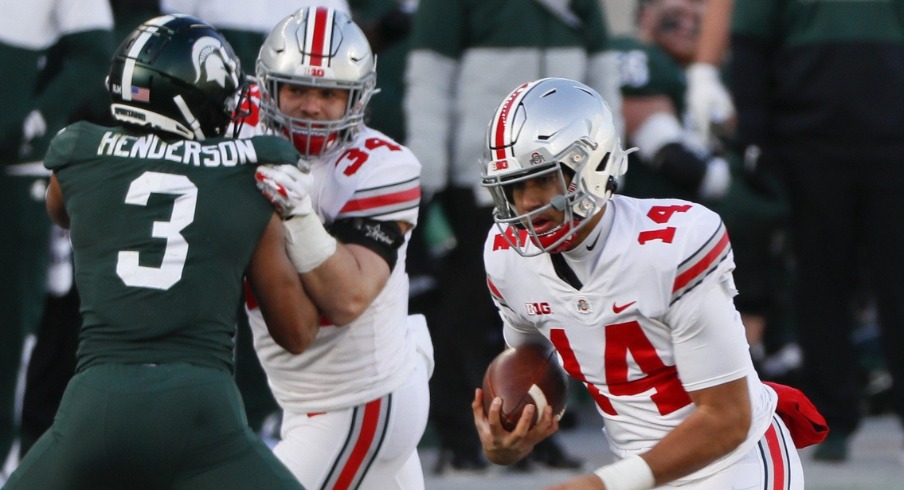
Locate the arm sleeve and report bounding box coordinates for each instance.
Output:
[402,50,456,196]
[403,0,465,196]
[587,51,625,139]
[500,309,547,349]
[581,0,624,138]
[665,263,755,392]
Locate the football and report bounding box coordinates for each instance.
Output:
[481,343,568,432]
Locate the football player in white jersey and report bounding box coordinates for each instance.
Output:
[236,7,433,490]
[471,78,823,489]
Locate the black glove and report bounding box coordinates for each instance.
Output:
[652,142,731,200]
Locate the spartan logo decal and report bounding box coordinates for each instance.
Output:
[192,37,239,89]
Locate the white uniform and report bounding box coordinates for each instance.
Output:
[160,0,350,33]
[238,87,432,490]
[484,195,803,488]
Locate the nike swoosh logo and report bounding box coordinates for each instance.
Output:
[612,301,636,314]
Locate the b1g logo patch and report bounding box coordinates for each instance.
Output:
[526,302,552,315]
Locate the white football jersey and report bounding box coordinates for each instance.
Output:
[239,87,423,413]
[483,195,777,484]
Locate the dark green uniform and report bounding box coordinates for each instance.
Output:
[610,35,691,200]
[0,4,114,461]
[611,35,793,335]
[4,123,304,490]
[732,0,904,445]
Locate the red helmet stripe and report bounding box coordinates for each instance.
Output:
[492,82,531,161]
[308,7,333,67]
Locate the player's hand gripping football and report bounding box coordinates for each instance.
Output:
[471,387,559,466]
[255,164,314,219]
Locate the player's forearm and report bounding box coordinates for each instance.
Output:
[695,0,733,65]
[642,383,750,484]
[299,243,389,325]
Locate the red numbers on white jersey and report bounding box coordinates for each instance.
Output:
[637,204,691,245]
[550,323,691,417]
[337,138,401,176]
[551,203,697,415]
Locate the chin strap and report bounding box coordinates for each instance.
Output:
[173,95,206,140]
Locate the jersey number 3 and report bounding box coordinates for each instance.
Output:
[116,171,197,290]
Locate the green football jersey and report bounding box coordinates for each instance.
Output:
[44,122,301,373]
[610,36,687,116]
[610,36,693,200]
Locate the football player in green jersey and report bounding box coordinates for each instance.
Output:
[611,0,795,380]
[612,0,731,202]
[4,15,318,490]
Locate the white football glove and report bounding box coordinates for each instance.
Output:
[685,63,735,145]
[255,164,314,219]
[255,164,336,273]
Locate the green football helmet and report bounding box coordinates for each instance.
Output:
[107,14,245,140]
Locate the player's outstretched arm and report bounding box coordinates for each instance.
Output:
[246,213,320,354]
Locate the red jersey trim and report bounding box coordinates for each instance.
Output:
[338,183,420,217]
[670,223,730,304]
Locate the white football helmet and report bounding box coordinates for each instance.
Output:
[256,6,376,159]
[481,77,634,256]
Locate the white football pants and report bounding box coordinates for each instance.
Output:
[660,414,804,489]
[273,357,430,490]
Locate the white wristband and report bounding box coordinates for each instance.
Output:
[283,212,337,273]
[593,454,655,490]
